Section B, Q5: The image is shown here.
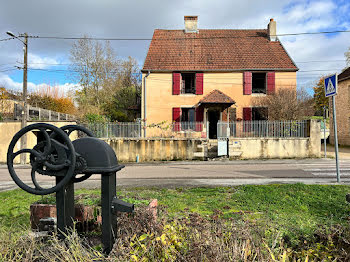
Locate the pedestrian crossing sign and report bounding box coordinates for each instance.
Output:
[324,74,337,97]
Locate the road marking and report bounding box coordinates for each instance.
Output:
[304,168,350,171]
[312,172,350,176]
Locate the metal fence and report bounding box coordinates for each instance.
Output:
[84,122,142,138]
[14,103,75,121]
[227,120,310,138]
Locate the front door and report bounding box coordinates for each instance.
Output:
[208,110,220,139]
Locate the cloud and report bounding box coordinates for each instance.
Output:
[0,73,78,94]
[27,53,59,69]
[0,0,349,93]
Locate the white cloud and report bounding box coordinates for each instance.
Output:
[0,73,78,95]
[27,53,60,69]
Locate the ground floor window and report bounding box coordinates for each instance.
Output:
[181,108,195,130]
[252,107,268,120]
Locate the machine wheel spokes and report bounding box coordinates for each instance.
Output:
[7,123,76,195]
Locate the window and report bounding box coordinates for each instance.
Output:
[181,73,196,94]
[181,108,195,130]
[229,108,236,121]
[252,107,268,120]
[252,73,266,94]
[244,72,275,95]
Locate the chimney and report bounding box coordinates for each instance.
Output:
[268,18,277,41]
[184,16,198,33]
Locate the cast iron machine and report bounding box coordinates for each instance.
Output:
[7,123,134,254]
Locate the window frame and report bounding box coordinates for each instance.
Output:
[180,72,196,94]
[252,72,267,94]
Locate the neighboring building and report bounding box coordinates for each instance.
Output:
[141,16,298,138]
[330,67,350,145]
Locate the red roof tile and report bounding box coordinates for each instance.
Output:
[339,67,350,82]
[143,29,298,71]
[198,89,235,104]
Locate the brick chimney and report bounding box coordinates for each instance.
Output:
[268,18,277,41]
[184,16,198,33]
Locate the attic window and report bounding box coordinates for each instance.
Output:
[181,73,196,94]
[252,73,266,94]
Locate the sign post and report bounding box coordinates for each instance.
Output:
[324,74,339,182]
[323,106,327,158]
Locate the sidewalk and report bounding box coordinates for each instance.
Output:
[322,144,350,159]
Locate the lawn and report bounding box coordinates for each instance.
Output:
[1,184,350,260]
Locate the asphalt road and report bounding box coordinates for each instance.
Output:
[1,158,350,191]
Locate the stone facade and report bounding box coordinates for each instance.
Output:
[329,72,350,145]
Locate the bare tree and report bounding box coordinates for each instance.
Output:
[252,87,314,120]
[69,36,120,112]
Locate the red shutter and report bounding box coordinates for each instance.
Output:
[195,73,203,95]
[267,72,275,94]
[195,107,204,131]
[243,107,252,132]
[243,72,252,95]
[243,107,252,121]
[172,107,181,131]
[172,72,181,95]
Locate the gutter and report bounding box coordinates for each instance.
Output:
[143,71,150,137]
[141,68,298,73]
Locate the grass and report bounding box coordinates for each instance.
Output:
[1,184,350,247]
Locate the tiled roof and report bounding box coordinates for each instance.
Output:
[339,67,350,82]
[143,29,298,71]
[198,89,235,104]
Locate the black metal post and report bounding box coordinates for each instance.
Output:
[56,177,75,237]
[101,172,117,254]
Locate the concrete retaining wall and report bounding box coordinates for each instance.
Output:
[105,120,321,162]
[229,120,321,159]
[105,138,207,162]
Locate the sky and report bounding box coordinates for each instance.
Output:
[0,0,349,95]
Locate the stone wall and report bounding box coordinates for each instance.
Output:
[329,78,350,145]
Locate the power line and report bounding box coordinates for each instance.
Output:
[0,37,14,42]
[12,59,346,67]
[17,29,350,41]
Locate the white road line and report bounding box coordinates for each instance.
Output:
[304,168,350,171]
[312,172,350,176]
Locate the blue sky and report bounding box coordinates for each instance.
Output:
[0,0,349,94]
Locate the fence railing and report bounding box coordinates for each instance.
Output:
[227,120,310,138]
[14,103,75,121]
[84,122,142,138]
[81,120,309,139]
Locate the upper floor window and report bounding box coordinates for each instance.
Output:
[172,72,203,95]
[243,71,275,95]
[181,73,196,94]
[252,73,266,94]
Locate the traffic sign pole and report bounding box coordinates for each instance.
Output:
[332,95,340,182]
[324,74,339,182]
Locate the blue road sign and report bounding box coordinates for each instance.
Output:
[324,74,337,97]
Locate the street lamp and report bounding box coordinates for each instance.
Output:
[7,31,28,164]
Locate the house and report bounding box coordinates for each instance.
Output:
[141,16,298,138]
[329,67,350,145]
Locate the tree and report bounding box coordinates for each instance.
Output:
[313,77,329,116]
[28,84,76,114]
[346,47,350,65]
[69,37,141,121]
[69,36,120,111]
[251,87,314,120]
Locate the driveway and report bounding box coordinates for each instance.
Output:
[1,158,350,191]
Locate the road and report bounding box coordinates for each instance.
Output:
[1,158,350,191]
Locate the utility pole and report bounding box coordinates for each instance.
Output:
[7,31,28,164]
[21,33,28,164]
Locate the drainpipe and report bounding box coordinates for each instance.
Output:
[143,71,150,137]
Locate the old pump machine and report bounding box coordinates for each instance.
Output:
[7,123,134,254]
